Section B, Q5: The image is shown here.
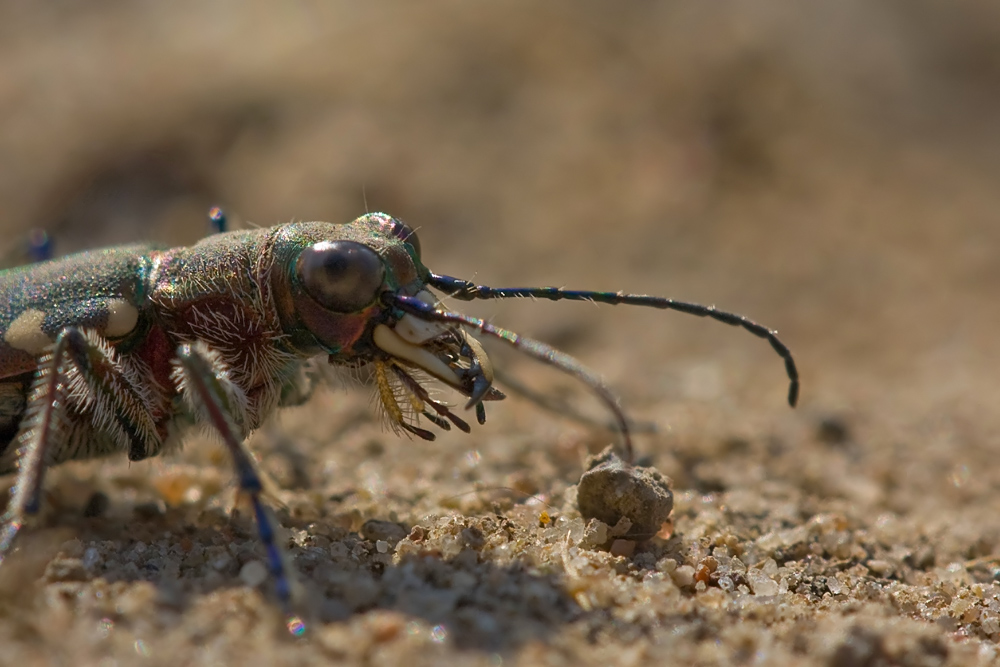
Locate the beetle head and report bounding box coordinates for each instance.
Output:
[275,213,503,439]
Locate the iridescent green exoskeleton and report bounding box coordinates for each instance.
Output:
[0,212,798,634]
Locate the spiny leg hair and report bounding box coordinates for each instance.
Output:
[0,327,162,562]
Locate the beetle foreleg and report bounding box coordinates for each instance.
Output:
[173,342,304,635]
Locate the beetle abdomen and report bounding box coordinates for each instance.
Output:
[0,244,158,379]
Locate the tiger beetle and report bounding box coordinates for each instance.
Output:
[0,211,798,634]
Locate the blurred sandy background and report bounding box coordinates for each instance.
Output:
[2,2,1000,665]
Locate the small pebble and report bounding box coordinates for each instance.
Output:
[609,539,636,558]
[577,445,673,540]
[867,559,893,576]
[673,565,696,587]
[360,519,408,545]
[748,570,780,596]
[581,519,609,548]
[211,554,232,571]
[83,547,101,569]
[239,560,268,587]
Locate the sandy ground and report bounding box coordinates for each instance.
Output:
[2,3,1000,665]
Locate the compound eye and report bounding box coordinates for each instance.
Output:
[297,241,385,313]
[389,219,421,258]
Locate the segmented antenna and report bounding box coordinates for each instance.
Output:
[427,272,799,407]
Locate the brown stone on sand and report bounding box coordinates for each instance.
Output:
[577,445,674,540]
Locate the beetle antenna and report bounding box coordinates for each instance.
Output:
[427,272,799,407]
[492,367,658,435]
[384,293,634,463]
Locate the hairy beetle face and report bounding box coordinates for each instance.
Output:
[281,214,423,357]
[280,214,503,436]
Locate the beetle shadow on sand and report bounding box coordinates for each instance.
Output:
[0,501,664,654]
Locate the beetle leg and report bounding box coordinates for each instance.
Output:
[0,330,71,561]
[173,342,304,634]
[0,327,162,563]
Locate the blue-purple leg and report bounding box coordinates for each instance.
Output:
[174,342,305,636]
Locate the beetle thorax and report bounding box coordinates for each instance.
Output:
[150,231,300,431]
